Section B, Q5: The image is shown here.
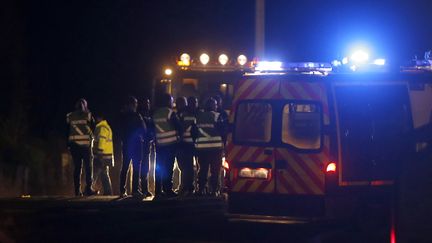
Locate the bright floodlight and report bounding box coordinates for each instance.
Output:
[218,54,229,65]
[373,58,386,65]
[180,53,191,65]
[255,61,283,71]
[351,50,369,63]
[164,68,173,76]
[237,54,247,65]
[200,53,210,65]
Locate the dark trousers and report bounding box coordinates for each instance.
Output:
[177,143,195,192]
[155,144,176,194]
[69,143,93,195]
[120,144,142,194]
[94,158,113,195]
[197,149,222,193]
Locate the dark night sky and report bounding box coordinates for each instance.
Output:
[3,0,432,136]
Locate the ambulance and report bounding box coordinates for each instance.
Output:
[226,54,432,222]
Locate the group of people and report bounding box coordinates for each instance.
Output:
[66,93,228,199]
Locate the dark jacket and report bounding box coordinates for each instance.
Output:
[119,110,147,147]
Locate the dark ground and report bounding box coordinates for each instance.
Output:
[0,195,398,243]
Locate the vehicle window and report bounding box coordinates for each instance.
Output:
[282,102,321,150]
[336,84,412,181]
[235,102,272,143]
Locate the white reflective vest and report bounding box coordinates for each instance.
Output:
[180,112,196,144]
[195,111,223,150]
[153,107,179,146]
[66,111,93,147]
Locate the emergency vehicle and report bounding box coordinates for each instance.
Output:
[155,53,253,110]
[156,52,253,190]
[226,53,432,231]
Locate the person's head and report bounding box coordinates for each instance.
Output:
[94,112,105,123]
[187,96,198,111]
[205,97,217,112]
[157,93,173,108]
[213,95,223,110]
[75,98,88,112]
[140,97,151,113]
[125,95,138,112]
[176,97,187,112]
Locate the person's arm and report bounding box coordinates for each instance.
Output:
[191,121,199,143]
[216,113,227,145]
[89,112,96,132]
[136,113,147,143]
[171,111,183,139]
[94,126,106,155]
[66,114,71,147]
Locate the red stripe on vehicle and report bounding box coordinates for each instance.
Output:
[254,80,278,99]
[290,152,324,192]
[233,146,250,162]
[299,82,320,100]
[237,80,260,101]
[256,179,272,192]
[282,83,302,99]
[284,159,315,194]
[277,172,296,194]
[239,180,254,192]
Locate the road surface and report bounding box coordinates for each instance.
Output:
[0,196,395,243]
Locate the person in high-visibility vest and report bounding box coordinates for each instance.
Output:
[193,97,224,196]
[176,96,196,196]
[66,98,97,196]
[152,93,181,198]
[93,112,114,195]
[118,96,147,198]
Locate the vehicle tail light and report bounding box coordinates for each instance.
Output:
[222,157,229,170]
[326,162,337,173]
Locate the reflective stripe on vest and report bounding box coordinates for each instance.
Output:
[67,111,93,147]
[153,108,179,146]
[179,113,196,143]
[195,111,222,149]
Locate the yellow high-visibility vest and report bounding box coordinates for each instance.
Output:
[94,120,114,161]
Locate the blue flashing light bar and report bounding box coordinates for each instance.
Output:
[255,61,283,71]
[373,59,386,66]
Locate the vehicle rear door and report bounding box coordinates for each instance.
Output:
[274,81,330,195]
[228,78,280,194]
[334,82,412,185]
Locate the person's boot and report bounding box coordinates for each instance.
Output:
[84,187,99,196]
[132,190,144,199]
[165,190,177,198]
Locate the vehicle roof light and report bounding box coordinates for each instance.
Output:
[373,58,386,65]
[180,53,190,66]
[342,57,349,65]
[164,68,173,76]
[237,54,247,66]
[351,50,369,63]
[332,60,342,67]
[218,54,229,65]
[199,53,210,65]
[255,61,283,71]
